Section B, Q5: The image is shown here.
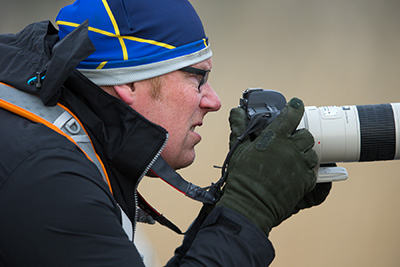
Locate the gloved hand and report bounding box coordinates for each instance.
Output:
[217,98,328,235]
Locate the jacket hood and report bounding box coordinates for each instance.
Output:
[0,20,94,106]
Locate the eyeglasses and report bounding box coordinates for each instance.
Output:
[179,66,211,91]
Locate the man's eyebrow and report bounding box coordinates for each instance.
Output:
[191,64,211,71]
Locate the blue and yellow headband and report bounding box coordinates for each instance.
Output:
[56,0,212,85]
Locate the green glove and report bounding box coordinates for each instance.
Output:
[217,98,319,235]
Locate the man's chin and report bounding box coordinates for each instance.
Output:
[144,154,194,177]
[169,151,196,170]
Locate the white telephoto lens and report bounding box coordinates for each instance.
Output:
[298,103,400,164]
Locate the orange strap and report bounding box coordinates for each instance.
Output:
[0,82,113,195]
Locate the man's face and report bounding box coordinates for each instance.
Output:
[131,58,221,170]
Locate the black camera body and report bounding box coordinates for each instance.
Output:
[239,88,287,125]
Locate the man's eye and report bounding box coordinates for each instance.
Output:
[188,74,201,86]
[195,75,203,86]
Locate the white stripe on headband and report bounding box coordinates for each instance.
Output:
[79,46,212,86]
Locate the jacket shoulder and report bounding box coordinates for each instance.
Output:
[0,108,88,186]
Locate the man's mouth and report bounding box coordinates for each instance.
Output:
[190,122,203,132]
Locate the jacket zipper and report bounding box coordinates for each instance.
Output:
[132,133,169,240]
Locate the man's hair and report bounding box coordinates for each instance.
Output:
[149,76,163,99]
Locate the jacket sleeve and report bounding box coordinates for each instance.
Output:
[166,206,275,267]
[0,146,145,267]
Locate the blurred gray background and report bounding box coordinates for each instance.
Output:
[2,1,400,266]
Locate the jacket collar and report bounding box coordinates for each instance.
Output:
[62,70,168,222]
[63,70,168,181]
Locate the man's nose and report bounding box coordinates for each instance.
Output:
[200,83,221,112]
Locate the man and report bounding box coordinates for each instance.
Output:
[0,0,330,266]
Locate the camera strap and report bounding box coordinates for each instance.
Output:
[149,157,216,204]
[135,156,219,235]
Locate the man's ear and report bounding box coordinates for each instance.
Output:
[114,83,134,105]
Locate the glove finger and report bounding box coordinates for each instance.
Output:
[291,128,315,153]
[229,107,248,146]
[303,148,319,170]
[312,182,332,205]
[267,97,305,136]
[295,182,332,210]
[285,171,325,219]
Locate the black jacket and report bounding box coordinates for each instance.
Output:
[0,21,275,266]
